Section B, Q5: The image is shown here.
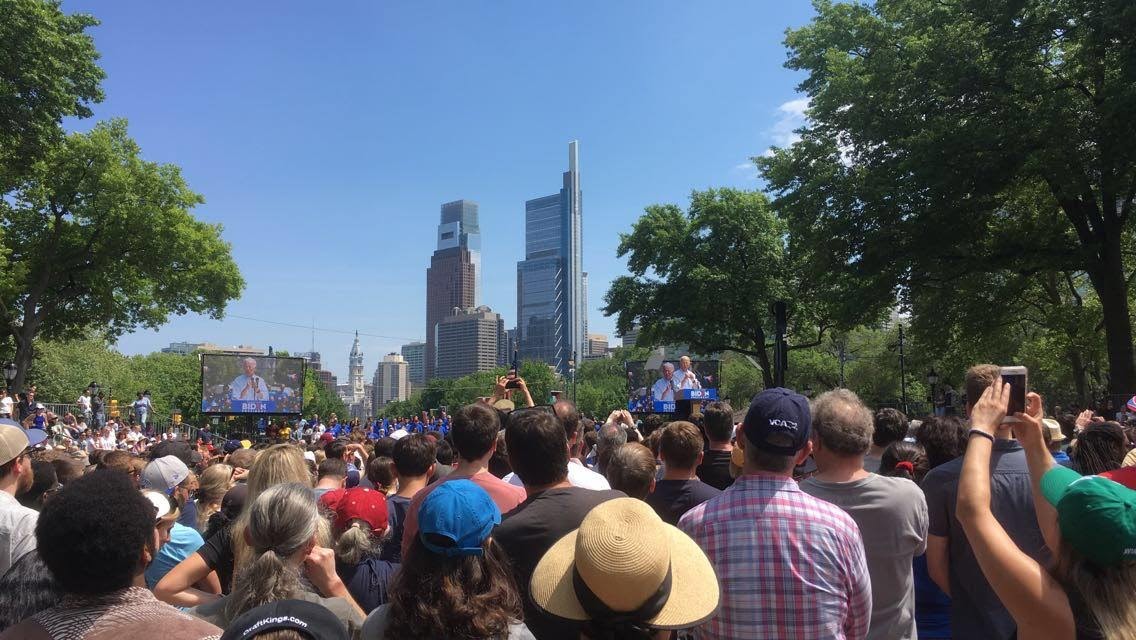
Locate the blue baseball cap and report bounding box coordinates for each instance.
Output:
[418,479,501,557]
[743,388,812,455]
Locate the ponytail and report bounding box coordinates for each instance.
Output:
[224,548,300,620]
[334,521,376,566]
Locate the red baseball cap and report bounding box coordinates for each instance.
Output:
[320,487,388,534]
[1101,466,1136,490]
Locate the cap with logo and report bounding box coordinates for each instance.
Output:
[219,598,348,640]
[418,479,501,557]
[1041,465,1136,568]
[141,455,190,492]
[319,487,389,534]
[742,388,812,455]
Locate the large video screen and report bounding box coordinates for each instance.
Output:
[201,354,305,415]
[627,359,720,413]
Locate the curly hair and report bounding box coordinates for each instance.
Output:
[36,470,155,594]
[915,416,968,469]
[385,537,522,640]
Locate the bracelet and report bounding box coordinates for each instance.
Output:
[968,428,995,442]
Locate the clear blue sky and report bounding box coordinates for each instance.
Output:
[64,1,816,379]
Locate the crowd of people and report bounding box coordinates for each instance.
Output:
[2,364,1136,638]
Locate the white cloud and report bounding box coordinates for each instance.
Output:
[764,97,810,156]
[731,160,757,181]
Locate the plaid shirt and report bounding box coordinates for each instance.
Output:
[679,472,872,640]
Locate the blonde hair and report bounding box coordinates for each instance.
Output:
[1054,541,1136,636]
[334,521,387,566]
[196,464,233,532]
[233,445,327,578]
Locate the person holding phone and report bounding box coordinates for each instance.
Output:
[920,364,1050,640]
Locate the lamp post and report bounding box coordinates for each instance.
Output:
[3,362,15,392]
[927,368,939,415]
[568,351,578,404]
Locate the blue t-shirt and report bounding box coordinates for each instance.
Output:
[913,553,951,638]
[178,499,199,531]
[337,556,398,614]
[145,522,205,589]
[382,495,411,563]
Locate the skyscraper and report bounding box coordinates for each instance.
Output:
[400,341,426,385]
[517,141,584,374]
[373,353,410,407]
[435,306,505,379]
[426,200,480,381]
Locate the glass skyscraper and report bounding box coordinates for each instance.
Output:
[517,141,584,374]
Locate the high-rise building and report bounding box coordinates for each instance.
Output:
[372,353,410,407]
[517,141,584,374]
[435,306,504,379]
[298,351,337,394]
[586,334,608,358]
[620,324,641,348]
[426,200,480,381]
[582,272,589,349]
[400,342,426,384]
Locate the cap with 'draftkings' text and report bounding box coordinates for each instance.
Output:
[742,388,811,455]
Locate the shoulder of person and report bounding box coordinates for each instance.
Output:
[509,621,538,640]
[361,603,391,639]
[0,618,50,640]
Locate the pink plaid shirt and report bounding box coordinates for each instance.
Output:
[679,472,872,640]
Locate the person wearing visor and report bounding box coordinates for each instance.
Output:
[362,479,534,639]
[957,378,1136,639]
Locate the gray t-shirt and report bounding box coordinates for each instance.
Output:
[801,473,927,640]
[361,603,535,639]
[921,439,1050,640]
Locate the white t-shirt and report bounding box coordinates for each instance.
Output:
[504,460,611,491]
[0,397,11,416]
[77,395,92,412]
[0,491,38,577]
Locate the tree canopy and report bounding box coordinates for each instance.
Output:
[759,0,1136,394]
[1,119,244,389]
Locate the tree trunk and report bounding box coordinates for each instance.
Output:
[752,327,775,389]
[11,325,34,393]
[1068,348,1088,406]
[1088,234,1136,397]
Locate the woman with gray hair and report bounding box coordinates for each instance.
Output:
[188,483,365,636]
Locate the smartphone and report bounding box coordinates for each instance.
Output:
[1000,366,1028,423]
[505,348,521,389]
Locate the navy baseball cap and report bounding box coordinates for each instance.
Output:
[220,599,348,640]
[743,388,811,455]
[418,479,501,558]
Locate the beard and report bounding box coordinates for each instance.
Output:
[16,463,34,496]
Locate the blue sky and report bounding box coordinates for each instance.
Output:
[64,1,816,379]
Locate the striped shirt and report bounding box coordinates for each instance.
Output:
[679,472,872,640]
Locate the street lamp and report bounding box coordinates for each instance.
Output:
[927,368,939,414]
[568,352,578,404]
[3,362,15,391]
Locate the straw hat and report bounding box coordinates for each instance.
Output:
[529,497,719,629]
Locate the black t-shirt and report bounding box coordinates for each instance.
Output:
[337,556,397,614]
[197,524,235,594]
[381,495,411,564]
[645,479,722,525]
[493,487,624,640]
[697,449,735,490]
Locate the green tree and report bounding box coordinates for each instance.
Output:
[1,119,244,390]
[759,0,1136,394]
[0,0,104,189]
[604,188,877,388]
[302,368,347,419]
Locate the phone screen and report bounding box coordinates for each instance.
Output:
[1000,367,1027,419]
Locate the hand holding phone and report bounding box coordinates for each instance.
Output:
[999,366,1028,424]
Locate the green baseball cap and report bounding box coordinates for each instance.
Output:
[1041,465,1136,568]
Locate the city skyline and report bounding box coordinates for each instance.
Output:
[84,2,820,378]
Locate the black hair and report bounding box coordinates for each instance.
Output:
[915,416,968,469]
[317,457,349,480]
[1072,421,1127,476]
[36,470,155,594]
[435,440,455,466]
[372,437,397,459]
[451,403,499,461]
[702,402,734,442]
[872,408,908,448]
[879,441,930,483]
[0,551,61,628]
[392,434,436,477]
[18,460,58,510]
[505,410,568,486]
[325,438,348,460]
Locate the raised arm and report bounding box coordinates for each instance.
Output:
[1016,392,1061,554]
[956,380,1073,640]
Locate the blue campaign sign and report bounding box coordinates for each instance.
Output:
[233,400,274,413]
[680,389,718,401]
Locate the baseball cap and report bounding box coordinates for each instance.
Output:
[320,487,388,534]
[220,599,348,640]
[141,455,190,492]
[223,439,243,454]
[141,489,172,521]
[0,421,36,466]
[742,388,811,455]
[1041,465,1136,568]
[418,479,500,557]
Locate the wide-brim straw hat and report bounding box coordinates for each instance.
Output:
[529,497,719,629]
